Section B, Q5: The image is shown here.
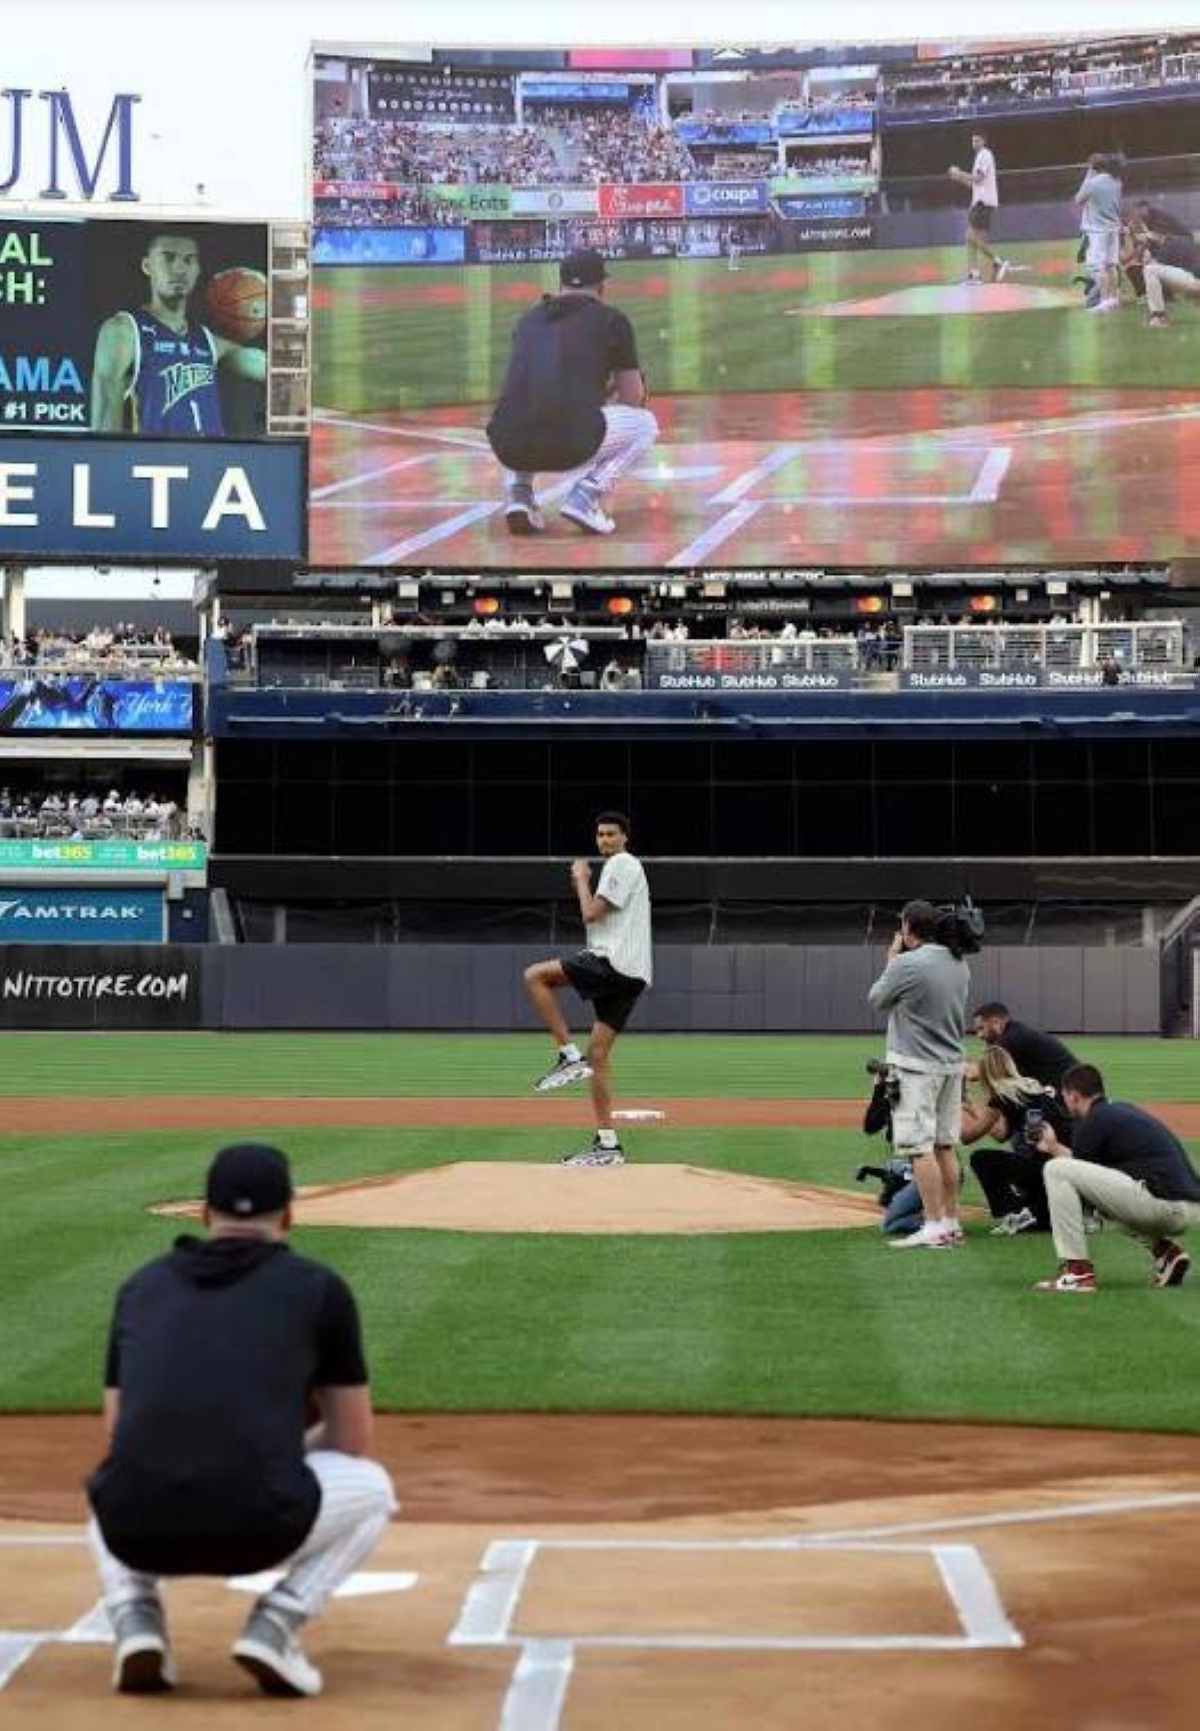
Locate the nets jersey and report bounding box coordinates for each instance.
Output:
[125,310,223,435]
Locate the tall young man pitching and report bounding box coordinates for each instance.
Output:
[948,132,1023,284]
[524,812,653,1166]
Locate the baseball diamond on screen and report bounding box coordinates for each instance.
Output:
[309,33,1200,571]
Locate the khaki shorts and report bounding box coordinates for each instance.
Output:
[892,1068,963,1156]
[1086,229,1120,270]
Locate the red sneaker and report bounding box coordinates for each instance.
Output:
[1151,1241,1190,1288]
[1034,1263,1097,1293]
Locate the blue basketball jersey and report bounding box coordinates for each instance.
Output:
[126,310,224,435]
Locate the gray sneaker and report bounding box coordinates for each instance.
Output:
[535,1054,593,1092]
[563,1141,625,1167]
[233,1601,322,1698]
[560,482,615,536]
[503,479,545,536]
[109,1597,177,1694]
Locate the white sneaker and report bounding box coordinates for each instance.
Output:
[561,484,616,536]
[888,1223,952,1249]
[1087,297,1120,313]
[233,1604,322,1698]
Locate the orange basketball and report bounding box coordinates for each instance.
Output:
[206,266,267,344]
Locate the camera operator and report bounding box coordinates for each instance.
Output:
[858,1062,924,1237]
[867,900,972,1250]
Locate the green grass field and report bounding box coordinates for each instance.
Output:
[3,1033,1198,1430]
[315,243,1200,413]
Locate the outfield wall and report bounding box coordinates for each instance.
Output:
[0,943,1162,1033]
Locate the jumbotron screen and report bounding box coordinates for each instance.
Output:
[309,35,1200,570]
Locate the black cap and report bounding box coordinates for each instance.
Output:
[559,248,607,288]
[205,1143,293,1218]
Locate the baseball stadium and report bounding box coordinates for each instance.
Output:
[4,18,1200,1731]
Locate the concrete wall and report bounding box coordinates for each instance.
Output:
[203,944,1163,1036]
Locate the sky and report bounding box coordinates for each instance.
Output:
[5,2,1197,216]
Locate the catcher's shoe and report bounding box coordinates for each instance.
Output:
[535,1055,593,1093]
[110,1598,177,1694]
[561,482,615,536]
[563,1139,625,1167]
[504,479,545,535]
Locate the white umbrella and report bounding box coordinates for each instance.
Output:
[543,637,590,673]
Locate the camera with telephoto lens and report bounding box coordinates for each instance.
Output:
[855,1157,913,1207]
[1023,1107,1046,1149]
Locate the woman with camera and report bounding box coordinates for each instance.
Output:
[961,1046,1072,1235]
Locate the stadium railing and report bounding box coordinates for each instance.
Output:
[902,622,1188,672]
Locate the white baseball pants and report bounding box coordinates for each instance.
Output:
[89,1450,398,1621]
[508,403,659,496]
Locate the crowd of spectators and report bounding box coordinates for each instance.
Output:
[783,152,874,181]
[882,34,1200,113]
[0,787,196,840]
[3,627,196,672]
[314,118,557,187]
[564,113,693,185]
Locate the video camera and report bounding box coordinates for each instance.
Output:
[932,896,985,958]
[855,1157,913,1208]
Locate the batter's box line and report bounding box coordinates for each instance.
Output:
[449,1536,1021,1731]
[669,446,1012,566]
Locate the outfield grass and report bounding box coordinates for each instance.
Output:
[0,1030,1196,1099]
[315,243,1200,413]
[2,1033,1198,1429]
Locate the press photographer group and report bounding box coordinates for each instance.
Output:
[863,900,1200,1289]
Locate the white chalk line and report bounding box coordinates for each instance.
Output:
[667,500,765,568]
[310,452,438,501]
[313,410,491,450]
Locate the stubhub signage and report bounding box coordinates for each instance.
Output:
[0,887,164,943]
[684,181,769,215]
[0,435,305,560]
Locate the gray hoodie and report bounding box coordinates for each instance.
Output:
[868,942,969,1072]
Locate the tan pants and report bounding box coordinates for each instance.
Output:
[1045,1157,1200,1262]
[1144,259,1200,316]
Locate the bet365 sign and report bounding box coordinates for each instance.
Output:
[1,89,139,202]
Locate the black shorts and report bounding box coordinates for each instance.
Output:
[561,950,645,1033]
[968,202,994,233]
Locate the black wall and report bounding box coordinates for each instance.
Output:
[215,738,1200,859]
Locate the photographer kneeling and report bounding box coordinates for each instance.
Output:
[867,900,973,1250]
[961,1046,1071,1235]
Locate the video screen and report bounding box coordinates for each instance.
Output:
[310,35,1200,570]
[0,217,268,438]
[0,677,194,732]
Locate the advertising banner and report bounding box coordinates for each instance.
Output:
[0,676,193,732]
[899,668,1198,690]
[788,217,876,249]
[0,838,207,871]
[683,181,770,216]
[0,216,268,438]
[312,227,468,266]
[648,669,854,691]
[509,187,600,216]
[770,174,874,197]
[774,193,866,220]
[429,184,513,218]
[0,435,305,561]
[597,183,685,219]
[0,888,164,944]
[0,944,201,1028]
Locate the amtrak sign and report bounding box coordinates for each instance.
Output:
[1,90,140,202]
[0,435,305,558]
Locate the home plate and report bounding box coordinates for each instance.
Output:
[228,1569,418,1598]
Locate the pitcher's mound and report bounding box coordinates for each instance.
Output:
[809,282,1078,318]
[153,1163,884,1235]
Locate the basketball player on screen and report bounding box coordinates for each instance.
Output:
[90,232,266,436]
